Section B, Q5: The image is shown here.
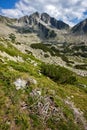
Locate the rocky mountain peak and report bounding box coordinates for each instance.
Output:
[72,18,87,34]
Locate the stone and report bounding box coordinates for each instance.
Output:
[29,78,37,85]
[14,78,27,90]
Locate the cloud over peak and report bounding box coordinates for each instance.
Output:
[0,0,87,26]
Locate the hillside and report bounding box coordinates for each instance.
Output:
[0,13,87,130]
[0,35,87,130]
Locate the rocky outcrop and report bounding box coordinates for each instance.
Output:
[14,77,37,90]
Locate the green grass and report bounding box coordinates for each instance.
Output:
[0,37,87,130]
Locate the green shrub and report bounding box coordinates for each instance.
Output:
[9,33,16,43]
[30,43,54,55]
[44,54,49,58]
[74,64,87,70]
[41,63,77,84]
[25,49,33,55]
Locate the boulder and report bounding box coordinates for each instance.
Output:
[14,77,37,90]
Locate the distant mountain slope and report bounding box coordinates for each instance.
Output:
[72,18,87,34]
[0,15,17,24]
[4,12,86,40]
[1,12,87,41]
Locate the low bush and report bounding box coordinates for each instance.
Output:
[9,33,16,43]
[41,63,77,84]
[30,43,55,55]
[44,54,49,58]
[74,64,87,70]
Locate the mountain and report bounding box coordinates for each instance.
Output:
[18,12,69,29]
[1,12,87,36]
[72,18,87,34]
[17,12,69,38]
[0,12,87,41]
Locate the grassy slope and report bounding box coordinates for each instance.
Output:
[0,37,87,130]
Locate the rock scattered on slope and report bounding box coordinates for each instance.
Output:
[14,78,27,90]
[14,77,37,90]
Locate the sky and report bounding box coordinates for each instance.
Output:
[0,0,87,26]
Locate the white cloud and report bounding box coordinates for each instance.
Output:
[1,9,23,18]
[0,0,87,26]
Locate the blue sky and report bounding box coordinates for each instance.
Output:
[0,0,87,26]
[0,0,17,9]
